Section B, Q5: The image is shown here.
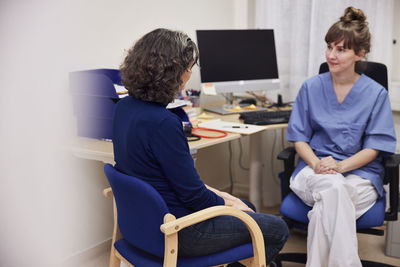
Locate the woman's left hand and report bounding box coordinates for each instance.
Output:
[319,156,343,173]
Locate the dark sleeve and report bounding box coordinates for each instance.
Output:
[150,115,224,211]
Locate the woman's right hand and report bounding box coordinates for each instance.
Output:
[220,192,254,213]
[206,184,255,212]
[313,157,337,174]
[294,142,334,174]
[230,198,255,213]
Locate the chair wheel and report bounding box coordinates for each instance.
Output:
[269,259,282,267]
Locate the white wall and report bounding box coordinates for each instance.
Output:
[0,0,239,266]
[62,0,238,93]
[392,0,400,82]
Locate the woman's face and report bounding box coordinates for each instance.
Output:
[179,62,195,90]
[325,40,363,74]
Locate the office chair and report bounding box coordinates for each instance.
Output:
[274,61,400,267]
[319,61,388,89]
[103,163,267,267]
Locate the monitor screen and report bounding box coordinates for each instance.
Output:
[196,29,280,93]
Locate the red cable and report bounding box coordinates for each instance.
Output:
[191,127,228,139]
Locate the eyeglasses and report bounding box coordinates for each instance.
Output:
[326,45,348,57]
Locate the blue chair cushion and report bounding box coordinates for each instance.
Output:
[105,164,169,257]
[115,238,254,267]
[280,192,386,229]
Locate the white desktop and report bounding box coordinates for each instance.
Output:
[196,29,280,114]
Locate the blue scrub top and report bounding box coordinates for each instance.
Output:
[287,72,396,196]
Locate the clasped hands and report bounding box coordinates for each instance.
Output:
[313,156,344,174]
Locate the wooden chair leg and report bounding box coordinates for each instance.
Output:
[109,248,121,267]
[109,198,123,267]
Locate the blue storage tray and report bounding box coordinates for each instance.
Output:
[70,69,122,140]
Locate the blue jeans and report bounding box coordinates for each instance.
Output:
[177,200,289,265]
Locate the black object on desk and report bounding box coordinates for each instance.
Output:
[239,109,292,125]
[268,94,292,108]
[239,98,257,105]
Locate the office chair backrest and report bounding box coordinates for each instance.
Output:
[104,164,169,258]
[319,61,388,91]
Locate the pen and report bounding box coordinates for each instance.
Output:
[223,125,248,129]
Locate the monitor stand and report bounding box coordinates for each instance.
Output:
[204,93,267,115]
[204,93,235,114]
[204,105,236,115]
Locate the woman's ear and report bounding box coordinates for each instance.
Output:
[356,49,366,61]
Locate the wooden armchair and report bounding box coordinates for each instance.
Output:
[103,163,267,267]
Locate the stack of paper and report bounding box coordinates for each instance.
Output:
[198,119,267,134]
[114,84,128,98]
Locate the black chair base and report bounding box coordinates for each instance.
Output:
[273,253,306,266]
[273,252,398,267]
[361,260,397,267]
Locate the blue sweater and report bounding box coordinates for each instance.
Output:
[113,97,224,218]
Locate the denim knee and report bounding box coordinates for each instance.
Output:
[261,215,289,263]
[250,213,289,243]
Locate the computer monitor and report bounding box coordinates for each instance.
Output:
[196,29,280,95]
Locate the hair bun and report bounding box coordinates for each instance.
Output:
[340,6,366,23]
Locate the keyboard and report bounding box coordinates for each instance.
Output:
[239,110,292,125]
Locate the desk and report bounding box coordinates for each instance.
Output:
[202,112,288,210]
[68,131,241,164]
[68,113,287,211]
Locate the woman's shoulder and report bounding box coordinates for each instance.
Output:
[117,97,178,123]
[299,72,330,93]
[310,72,330,84]
[359,74,387,93]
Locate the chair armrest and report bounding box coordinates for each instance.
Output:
[160,206,266,267]
[384,154,400,221]
[277,146,296,161]
[384,154,400,168]
[103,187,113,198]
[277,146,296,197]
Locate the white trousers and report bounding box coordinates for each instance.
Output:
[290,166,378,267]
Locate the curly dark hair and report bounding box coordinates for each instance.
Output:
[120,28,199,105]
[325,6,371,57]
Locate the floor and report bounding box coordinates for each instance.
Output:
[262,205,400,266]
[82,205,400,267]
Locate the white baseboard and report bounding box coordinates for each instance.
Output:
[59,238,111,266]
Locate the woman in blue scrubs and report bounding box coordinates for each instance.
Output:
[286,7,396,267]
[114,28,289,266]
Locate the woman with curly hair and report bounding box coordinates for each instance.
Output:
[113,28,288,265]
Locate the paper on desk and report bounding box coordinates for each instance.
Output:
[166,99,191,109]
[114,84,129,98]
[198,119,267,134]
[201,83,217,95]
